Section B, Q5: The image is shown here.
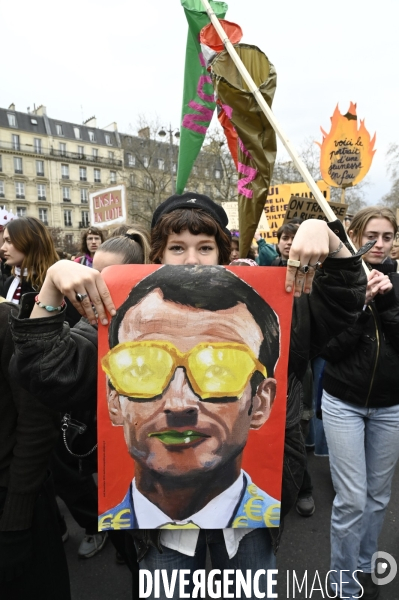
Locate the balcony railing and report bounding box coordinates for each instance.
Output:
[0,140,122,167]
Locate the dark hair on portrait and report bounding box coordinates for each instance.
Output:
[109,265,280,380]
[150,209,231,265]
[80,227,105,255]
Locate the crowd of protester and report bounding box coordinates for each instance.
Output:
[0,197,398,600]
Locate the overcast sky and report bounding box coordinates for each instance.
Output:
[1,0,396,203]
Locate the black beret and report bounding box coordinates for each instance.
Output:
[151,192,229,230]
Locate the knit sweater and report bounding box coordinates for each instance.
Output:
[0,302,59,531]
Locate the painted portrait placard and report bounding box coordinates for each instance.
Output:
[97,265,292,531]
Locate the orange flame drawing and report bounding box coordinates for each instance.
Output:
[317,102,376,188]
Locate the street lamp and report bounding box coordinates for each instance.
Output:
[158,125,180,194]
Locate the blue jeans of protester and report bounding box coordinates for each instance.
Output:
[322,391,399,598]
[138,529,276,600]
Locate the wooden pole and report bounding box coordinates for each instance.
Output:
[340,188,346,204]
[199,0,367,269]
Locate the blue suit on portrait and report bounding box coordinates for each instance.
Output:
[98,472,280,531]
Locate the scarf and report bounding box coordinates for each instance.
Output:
[6,267,28,304]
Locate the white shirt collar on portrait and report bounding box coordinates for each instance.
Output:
[132,470,245,529]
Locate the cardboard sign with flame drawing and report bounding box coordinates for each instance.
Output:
[317,102,376,189]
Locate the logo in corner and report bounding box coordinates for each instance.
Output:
[371,551,397,586]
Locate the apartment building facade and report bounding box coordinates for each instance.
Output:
[0,104,123,242]
[0,104,234,241]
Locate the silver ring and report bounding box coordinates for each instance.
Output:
[309,261,322,269]
[76,293,88,302]
[299,265,311,274]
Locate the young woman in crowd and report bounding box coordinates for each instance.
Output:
[9,193,366,600]
[271,222,300,266]
[320,206,399,600]
[1,216,59,304]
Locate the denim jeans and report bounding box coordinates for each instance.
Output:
[138,529,276,600]
[322,391,399,598]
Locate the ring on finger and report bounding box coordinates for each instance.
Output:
[308,261,323,269]
[76,292,88,302]
[287,258,301,268]
[299,265,313,274]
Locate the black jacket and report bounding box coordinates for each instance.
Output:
[8,223,367,556]
[321,260,399,408]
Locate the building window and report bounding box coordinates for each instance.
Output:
[94,168,101,183]
[81,211,89,227]
[79,167,87,181]
[204,184,212,196]
[56,124,63,136]
[143,156,149,168]
[74,127,81,139]
[92,148,98,158]
[80,188,88,203]
[127,153,135,167]
[62,186,71,201]
[39,208,48,225]
[7,113,17,127]
[130,173,136,186]
[78,146,84,158]
[108,151,114,161]
[15,182,25,198]
[110,171,116,184]
[37,184,46,200]
[88,131,95,142]
[214,169,221,179]
[61,164,69,179]
[59,142,67,156]
[105,134,111,145]
[143,175,153,191]
[157,159,165,171]
[36,160,44,176]
[204,168,210,177]
[173,163,177,173]
[13,157,23,174]
[64,210,72,227]
[34,138,42,154]
[12,134,20,151]
[0,180,4,197]
[192,166,198,175]
[17,206,27,217]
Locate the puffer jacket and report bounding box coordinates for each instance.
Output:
[8,221,367,557]
[321,260,399,408]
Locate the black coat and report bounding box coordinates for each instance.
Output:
[322,260,399,408]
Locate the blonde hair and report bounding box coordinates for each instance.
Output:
[100,227,151,264]
[349,206,397,248]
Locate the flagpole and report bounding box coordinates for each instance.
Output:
[199,0,365,260]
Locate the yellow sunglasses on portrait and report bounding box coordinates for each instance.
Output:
[101,340,267,400]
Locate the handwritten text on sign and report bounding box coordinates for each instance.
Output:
[89,185,127,228]
[318,103,376,188]
[284,196,348,223]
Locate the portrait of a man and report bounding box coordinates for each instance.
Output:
[98,265,287,531]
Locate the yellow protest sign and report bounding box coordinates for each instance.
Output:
[317,102,376,189]
[259,181,330,242]
[284,196,348,223]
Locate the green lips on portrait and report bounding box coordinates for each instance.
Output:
[147,430,210,445]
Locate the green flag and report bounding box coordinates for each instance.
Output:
[176,0,228,194]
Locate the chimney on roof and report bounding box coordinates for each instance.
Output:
[103,122,118,132]
[138,126,150,139]
[84,116,97,128]
[8,103,15,110]
[33,105,47,116]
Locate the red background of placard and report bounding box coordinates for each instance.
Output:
[97,266,292,517]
